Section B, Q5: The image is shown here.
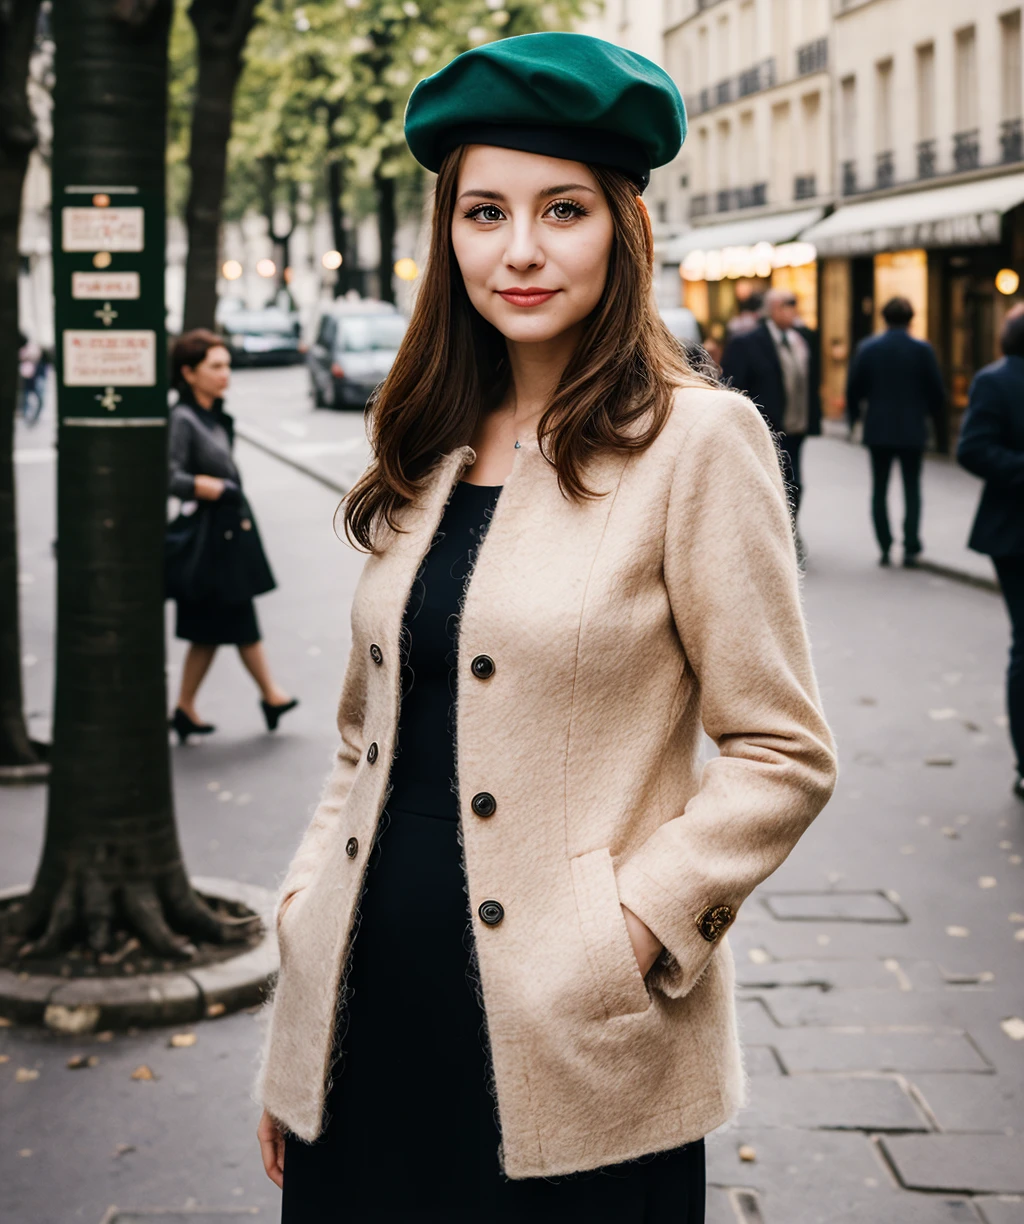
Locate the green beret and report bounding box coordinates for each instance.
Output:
[404,32,686,192]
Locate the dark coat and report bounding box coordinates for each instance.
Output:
[165,394,275,603]
[846,327,948,451]
[957,355,1024,558]
[721,321,822,437]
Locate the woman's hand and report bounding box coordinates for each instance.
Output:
[622,905,663,977]
[257,1109,285,1189]
[193,474,225,501]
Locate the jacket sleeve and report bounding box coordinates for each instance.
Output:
[922,343,949,452]
[615,391,837,999]
[168,410,198,500]
[957,371,1024,489]
[277,632,368,910]
[845,343,867,428]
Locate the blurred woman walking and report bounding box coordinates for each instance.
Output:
[166,329,297,743]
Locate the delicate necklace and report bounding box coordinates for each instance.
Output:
[514,439,521,449]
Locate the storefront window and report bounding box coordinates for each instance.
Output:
[873,249,928,339]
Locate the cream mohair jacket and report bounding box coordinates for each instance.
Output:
[257,385,837,1179]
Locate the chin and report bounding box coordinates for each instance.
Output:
[486,309,582,346]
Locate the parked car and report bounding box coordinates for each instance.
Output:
[308,300,408,409]
[223,307,304,367]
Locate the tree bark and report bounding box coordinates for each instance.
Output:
[8,0,251,961]
[0,0,44,774]
[326,156,356,298]
[374,162,396,306]
[181,0,257,333]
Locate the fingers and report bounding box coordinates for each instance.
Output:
[257,1111,285,1190]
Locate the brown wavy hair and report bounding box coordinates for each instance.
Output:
[343,147,717,552]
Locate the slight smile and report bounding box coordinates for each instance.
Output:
[497,287,560,307]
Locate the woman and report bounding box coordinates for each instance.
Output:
[167,329,297,741]
[257,32,836,1223]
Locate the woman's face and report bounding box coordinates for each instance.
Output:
[451,145,615,346]
[183,344,232,400]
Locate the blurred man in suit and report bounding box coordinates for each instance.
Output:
[721,289,822,555]
[845,296,948,567]
[958,303,1024,801]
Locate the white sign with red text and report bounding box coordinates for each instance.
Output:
[61,207,144,252]
[63,330,156,387]
[71,272,141,300]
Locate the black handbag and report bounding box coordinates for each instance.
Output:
[165,495,276,603]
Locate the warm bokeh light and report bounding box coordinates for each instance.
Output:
[221,259,243,281]
[283,266,294,284]
[394,257,419,281]
[92,251,111,269]
[322,250,343,270]
[995,268,1020,296]
[92,193,110,207]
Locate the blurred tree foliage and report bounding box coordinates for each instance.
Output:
[170,0,593,306]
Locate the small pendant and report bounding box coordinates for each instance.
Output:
[514,439,521,449]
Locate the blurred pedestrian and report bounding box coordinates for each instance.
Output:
[725,291,763,342]
[957,302,1024,801]
[721,288,822,550]
[257,32,835,1224]
[845,296,948,568]
[165,329,297,743]
[17,332,49,425]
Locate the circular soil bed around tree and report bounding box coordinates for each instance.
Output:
[0,877,278,1032]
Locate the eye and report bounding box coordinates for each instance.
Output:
[545,199,588,222]
[465,203,505,223]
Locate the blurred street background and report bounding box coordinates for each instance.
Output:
[2,1,1024,1223]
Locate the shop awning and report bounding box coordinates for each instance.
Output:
[663,208,825,262]
[800,171,1024,257]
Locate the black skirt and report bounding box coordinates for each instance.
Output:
[174,598,260,645]
[280,805,706,1224]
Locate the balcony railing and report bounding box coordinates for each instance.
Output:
[953,128,980,171]
[841,160,857,195]
[690,193,710,220]
[1001,117,1023,163]
[794,174,817,200]
[796,37,828,77]
[916,138,937,179]
[705,183,768,214]
[875,150,894,189]
[687,58,776,116]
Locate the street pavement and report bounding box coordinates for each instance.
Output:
[1,366,1021,1224]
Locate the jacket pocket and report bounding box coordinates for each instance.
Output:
[570,847,652,1019]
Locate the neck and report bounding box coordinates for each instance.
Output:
[190,387,216,410]
[503,325,582,434]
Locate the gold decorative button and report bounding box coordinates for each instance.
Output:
[696,904,734,942]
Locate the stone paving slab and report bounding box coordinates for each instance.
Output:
[739,1073,929,1132]
[883,1135,1024,1195]
[101,1212,261,1223]
[749,984,1021,1031]
[910,1074,1023,1134]
[761,891,907,923]
[707,1128,978,1223]
[743,1046,784,1077]
[772,1028,992,1074]
[735,957,902,991]
[975,1197,1024,1224]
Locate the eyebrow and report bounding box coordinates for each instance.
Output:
[457,183,597,202]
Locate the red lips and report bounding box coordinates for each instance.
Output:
[497,287,560,307]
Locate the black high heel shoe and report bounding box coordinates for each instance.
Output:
[170,707,216,744]
[261,697,299,732]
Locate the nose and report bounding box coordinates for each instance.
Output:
[503,217,545,273]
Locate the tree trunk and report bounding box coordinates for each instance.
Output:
[10,0,248,961]
[181,0,257,333]
[326,157,355,299]
[0,0,44,774]
[374,163,396,306]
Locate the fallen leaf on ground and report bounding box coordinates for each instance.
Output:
[900,845,915,855]
[130,1064,155,1081]
[979,877,997,889]
[1002,843,1015,852]
[816,934,830,946]
[206,1002,226,1018]
[169,1032,197,1048]
[1000,1017,1024,1041]
[18,1149,32,1158]
[1014,929,1024,942]
[1011,856,1023,866]
[113,1143,135,1158]
[66,1054,99,1069]
[15,1067,39,1082]
[0,1054,9,1064]
[857,696,877,706]
[95,1031,114,1042]
[207,781,220,791]
[747,948,770,964]
[928,708,957,720]
[945,925,970,938]
[218,791,233,803]
[738,1144,757,1162]
[925,757,955,767]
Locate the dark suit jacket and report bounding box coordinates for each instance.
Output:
[957,354,1024,558]
[721,321,822,436]
[845,327,948,451]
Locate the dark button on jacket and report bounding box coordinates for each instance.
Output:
[369,643,383,666]
[471,654,495,679]
[478,900,504,926]
[366,742,378,764]
[471,791,496,818]
[345,837,359,859]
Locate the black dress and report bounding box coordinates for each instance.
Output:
[281,480,706,1224]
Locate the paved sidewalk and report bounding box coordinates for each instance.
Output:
[2,369,1021,1223]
